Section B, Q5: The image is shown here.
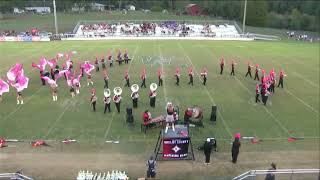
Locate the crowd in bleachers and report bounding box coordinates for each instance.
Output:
[0,28,40,37]
[75,22,240,38]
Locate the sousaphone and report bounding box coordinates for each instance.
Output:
[104,88,111,97]
[150,83,158,91]
[131,84,139,93]
[113,87,122,96]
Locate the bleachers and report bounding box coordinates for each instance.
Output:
[74,22,239,38]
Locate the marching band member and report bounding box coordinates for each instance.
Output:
[103,89,111,113]
[131,90,139,108]
[117,50,122,66]
[165,102,175,133]
[143,110,152,124]
[113,93,122,113]
[277,70,286,88]
[108,51,113,67]
[254,64,260,81]
[188,66,194,86]
[125,70,130,87]
[157,69,163,86]
[269,71,276,93]
[261,69,266,84]
[220,57,224,75]
[140,68,147,88]
[201,67,208,86]
[124,49,130,64]
[175,67,180,86]
[230,60,236,76]
[95,57,100,72]
[90,88,97,112]
[149,87,157,108]
[261,83,269,106]
[101,56,106,70]
[255,84,261,103]
[245,62,253,78]
[103,70,109,88]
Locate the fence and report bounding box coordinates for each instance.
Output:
[233,169,320,180]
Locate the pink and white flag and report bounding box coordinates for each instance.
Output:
[32,57,47,71]
[0,79,9,96]
[47,58,57,68]
[11,75,29,92]
[82,61,94,75]
[7,63,24,82]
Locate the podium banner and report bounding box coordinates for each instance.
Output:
[163,137,190,159]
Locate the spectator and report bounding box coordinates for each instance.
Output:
[265,163,277,180]
[231,133,241,163]
[146,156,156,178]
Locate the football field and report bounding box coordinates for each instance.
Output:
[0,40,319,179]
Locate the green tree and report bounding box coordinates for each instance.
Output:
[289,8,302,30]
[246,0,268,27]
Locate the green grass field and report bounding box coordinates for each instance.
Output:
[0,40,319,179]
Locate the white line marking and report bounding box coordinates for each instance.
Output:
[285,89,319,114]
[1,87,43,121]
[292,71,319,89]
[103,46,139,139]
[158,45,168,102]
[178,42,233,138]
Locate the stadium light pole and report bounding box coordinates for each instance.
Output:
[53,0,58,34]
[242,0,247,34]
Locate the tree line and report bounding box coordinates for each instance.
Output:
[0,0,319,32]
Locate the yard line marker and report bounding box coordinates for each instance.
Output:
[103,46,139,139]
[292,71,319,89]
[177,42,233,138]
[44,100,73,138]
[158,45,168,102]
[203,47,293,137]
[285,89,319,114]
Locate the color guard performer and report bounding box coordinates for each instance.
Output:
[245,62,253,78]
[140,68,147,88]
[220,57,224,75]
[131,84,139,108]
[125,70,130,87]
[230,60,236,76]
[175,67,180,86]
[188,66,194,86]
[261,69,266,84]
[157,69,163,86]
[255,84,261,103]
[103,70,109,88]
[254,64,260,81]
[90,88,97,112]
[103,89,111,113]
[201,67,208,86]
[277,70,286,88]
[16,91,24,105]
[0,79,9,103]
[87,73,93,86]
[149,83,157,108]
[113,87,122,113]
[101,56,106,70]
[165,102,175,133]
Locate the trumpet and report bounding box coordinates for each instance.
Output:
[150,83,157,91]
[113,87,122,96]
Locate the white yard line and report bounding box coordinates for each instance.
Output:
[103,46,139,139]
[292,71,319,89]
[158,45,168,102]
[285,89,319,114]
[178,42,233,138]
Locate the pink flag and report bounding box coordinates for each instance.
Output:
[32,57,47,71]
[0,79,9,96]
[83,61,94,75]
[47,58,57,68]
[41,76,57,87]
[7,63,24,82]
[11,75,29,92]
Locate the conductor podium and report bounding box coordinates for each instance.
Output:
[153,125,195,161]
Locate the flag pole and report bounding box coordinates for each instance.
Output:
[242,0,247,34]
[53,0,58,34]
